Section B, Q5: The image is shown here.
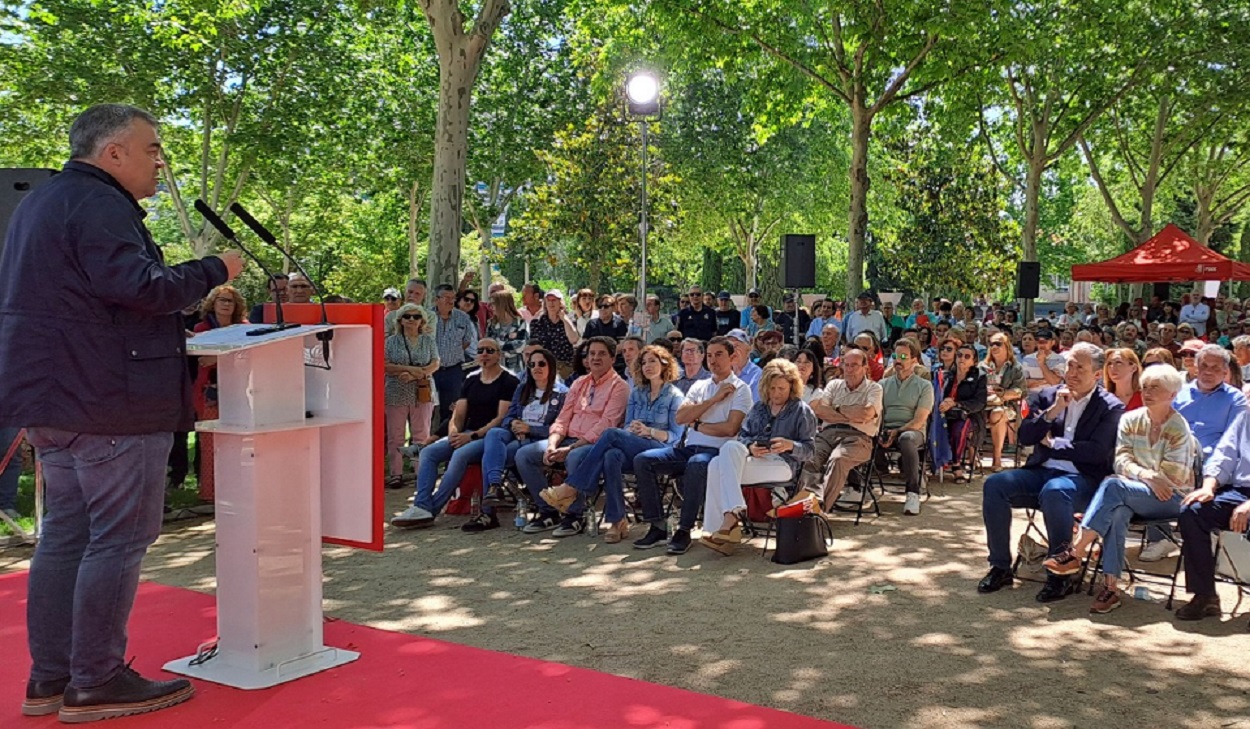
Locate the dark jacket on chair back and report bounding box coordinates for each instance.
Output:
[1018,384,1124,483]
[0,162,227,435]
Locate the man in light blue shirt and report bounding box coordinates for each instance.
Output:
[726,329,761,400]
[1176,409,1250,621]
[806,299,836,337]
[1174,345,1249,457]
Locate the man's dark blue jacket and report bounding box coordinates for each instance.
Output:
[1018,384,1125,483]
[0,161,227,434]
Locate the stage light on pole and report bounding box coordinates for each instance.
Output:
[625,71,661,303]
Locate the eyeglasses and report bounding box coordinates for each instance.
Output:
[894,353,910,360]
[383,296,398,301]
[990,342,1004,348]
[941,346,955,352]
[400,314,422,321]
[528,360,548,369]
[289,284,312,290]
[462,298,477,304]
[478,347,499,354]
[958,353,975,360]
[599,302,614,308]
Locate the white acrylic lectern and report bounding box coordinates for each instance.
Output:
[164,323,374,689]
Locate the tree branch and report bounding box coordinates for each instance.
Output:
[869,32,938,115]
[1078,135,1135,240]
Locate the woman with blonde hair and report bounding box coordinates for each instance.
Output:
[1142,347,1175,369]
[982,331,1026,472]
[540,344,686,543]
[699,359,817,555]
[572,288,597,336]
[1103,347,1143,410]
[486,288,527,372]
[190,284,248,500]
[383,303,440,488]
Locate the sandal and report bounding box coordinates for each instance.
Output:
[539,486,577,514]
[699,534,737,556]
[603,519,630,544]
[704,524,743,545]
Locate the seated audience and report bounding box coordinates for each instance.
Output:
[795,348,883,508]
[517,336,629,536]
[1042,364,1193,614]
[977,343,1123,602]
[391,340,518,528]
[701,359,817,555]
[726,329,763,399]
[940,343,987,483]
[529,290,581,376]
[880,337,934,515]
[1175,409,1250,621]
[853,331,886,382]
[540,345,684,543]
[1022,329,1065,392]
[486,288,528,373]
[249,273,288,324]
[982,331,1026,472]
[1102,348,1143,410]
[571,288,597,335]
[584,294,628,339]
[632,336,753,555]
[1141,347,1175,369]
[675,337,712,393]
[794,348,826,403]
[474,348,568,531]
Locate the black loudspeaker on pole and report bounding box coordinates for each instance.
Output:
[781,234,816,289]
[1016,261,1041,300]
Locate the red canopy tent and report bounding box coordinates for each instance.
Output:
[1070,223,1250,283]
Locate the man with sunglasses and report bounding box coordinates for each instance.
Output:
[584,294,627,340]
[880,338,933,515]
[677,286,716,341]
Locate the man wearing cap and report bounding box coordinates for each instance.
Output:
[713,291,738,336]
[677,285,716,341]
[843,292,887,344]
[739,289,769,328]
[1022,329,1066,393]
[772,294,811,345]
[381,287,403,330]
[1138,343,1248,562]
[723,329,763,400]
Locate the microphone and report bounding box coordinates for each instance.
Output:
[193,199,300,336]
[229,202,334,361]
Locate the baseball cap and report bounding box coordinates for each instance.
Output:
[1036,329,1055,340]
[718,291,731,300]
[545,290,565,302]
[725,329,752,346]
[782,293,795,303]
[382,287,400,299]
[747,288,761,297]
[1179,338,1204,355]
[856,291,873,300]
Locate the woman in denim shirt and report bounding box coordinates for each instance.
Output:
[543,345,686,543]
[700,359,817,555]
[474,348,568,531]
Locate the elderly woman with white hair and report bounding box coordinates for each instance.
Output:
[1043,363,1195,614]
[699,359,817,555]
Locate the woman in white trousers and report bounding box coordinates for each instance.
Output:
[702,359,818,554]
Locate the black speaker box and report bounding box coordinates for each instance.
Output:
[781,233,816,289]
[1015,261,1041,299]
[1,168,57,262]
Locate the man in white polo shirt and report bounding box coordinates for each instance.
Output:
[796,349,883,508]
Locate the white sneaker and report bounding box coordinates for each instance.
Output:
[839,486,864,504]
[390,505,435,528]
[1138,540,1177,562]
[903,493,921,516]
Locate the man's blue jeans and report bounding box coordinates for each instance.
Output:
[982,466,1095,570]
[633,444,720,530]
[24,428,172,688]
[414,437,485,516]
[0,426,22,512]
[1081,477,1182,579]
[514,438,593,520]
[563,429,660,523]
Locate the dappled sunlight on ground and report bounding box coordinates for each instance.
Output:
[5,471,1250,728]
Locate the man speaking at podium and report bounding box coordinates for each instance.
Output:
[0,104,243,722]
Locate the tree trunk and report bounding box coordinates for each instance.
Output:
[428,61,475,287]
[1020,159,1045,320]
[408,180,424,278]
[1238,224,1250,300]
[846,104,872,297]
[1194,183,1216,245]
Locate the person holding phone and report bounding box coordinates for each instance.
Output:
[700,359,817,555]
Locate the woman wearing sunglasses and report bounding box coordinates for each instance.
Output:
[981,333,1025,472]
[938,343,987,483]
[476,348,568,531]
[383,304,440,489]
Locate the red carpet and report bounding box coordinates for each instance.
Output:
[0,572,854,728]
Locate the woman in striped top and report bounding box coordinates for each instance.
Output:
[1043,364,1195,614]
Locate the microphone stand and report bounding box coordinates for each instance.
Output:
[193,199,300,336]
[229,202,334,363]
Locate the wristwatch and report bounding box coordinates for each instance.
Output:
[693,419,702,432]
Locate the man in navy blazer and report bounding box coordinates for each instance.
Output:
[977,342,1125,602]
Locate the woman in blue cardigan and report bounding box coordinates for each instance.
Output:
[473,348,568,531]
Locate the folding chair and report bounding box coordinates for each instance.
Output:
[737,479,800,558]
[872,434,930,501]
[830,438,881,525]
[1082,516,1182,603]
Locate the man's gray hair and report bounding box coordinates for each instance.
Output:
[1066,341,1105,370]
[69,104,158,159]
[1196,343,1231,367]
[1233,335,1250,350]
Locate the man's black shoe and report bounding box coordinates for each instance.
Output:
[977,567,1015,594]
[22,676,70,716]
[1035,575,1075,603]
[667,529,692,555]
[632,525,669,549]
[481,483,514,507]
[1174,594,1222,621]
[59,664,194,724]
